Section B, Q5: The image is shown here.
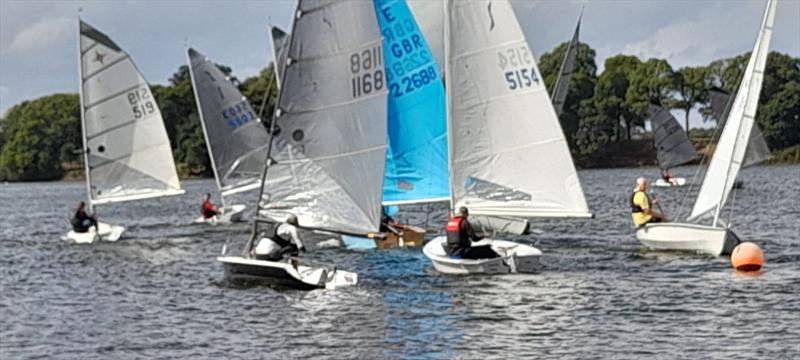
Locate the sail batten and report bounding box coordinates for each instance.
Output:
[257,0,388,235]
[688,0,776,223]
[649,104,696,170]
[445,0,590,219]
[187,48,271,198]
[375,0,449,205]
[78,20,182,205]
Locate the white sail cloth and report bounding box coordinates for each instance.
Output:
[446,0,590,218]
[79,20,182,204]
[257,0,388,235]
[187,48,270,196]
[689,0,776,222]
[709,88,771,167]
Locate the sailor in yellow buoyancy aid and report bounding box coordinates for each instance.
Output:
[631,177,668,227]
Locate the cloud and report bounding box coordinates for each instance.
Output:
[619,4,758,68]
[9,16,71,54]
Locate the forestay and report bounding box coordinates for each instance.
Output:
[269,26,290,89]
[187,48,270,197]
[445,0,591,218]
[374,0,449,205]
[709,88,771,167]
[551,8,582,118]
[257,0,388,235]
[78,20,183,205]
[649,104,696,170]
[689,0,776,222]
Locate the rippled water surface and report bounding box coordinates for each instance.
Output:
[2,166,799,359]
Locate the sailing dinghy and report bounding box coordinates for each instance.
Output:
[186,48,271,224]
[649,105,697,188]
[218,0,389,289]
[66,19,184,244]
[341,0,449,250]
[423,0,592,275]
[636,0,776,256]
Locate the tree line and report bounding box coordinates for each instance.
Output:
[0,42,797,181]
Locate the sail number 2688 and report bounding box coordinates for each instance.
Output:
[127,87,155,119]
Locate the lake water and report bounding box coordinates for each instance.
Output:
[1,166,798,359]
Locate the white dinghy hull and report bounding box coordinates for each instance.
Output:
[653,178,687,187]
[217,256,357,290]
[636,223,740,256]
[65,222,125,244]
[193,204,247,225]
[423,236,542,275]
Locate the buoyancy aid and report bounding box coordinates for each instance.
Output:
[631,191,647,213]
[446,216,469,250]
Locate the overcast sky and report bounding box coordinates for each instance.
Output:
[1,0,798,128]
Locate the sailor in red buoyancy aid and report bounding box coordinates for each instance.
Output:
[445,207,499,259]
[201,193,221,219]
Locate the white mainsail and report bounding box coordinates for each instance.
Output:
[186,48,270,198]
[551,7,583,118]
[445,0,591,219]
[709,88,771,167]
[269,26,290,89]
[257,0,388,235]
[78,20,183,207]
[688,0,776,223]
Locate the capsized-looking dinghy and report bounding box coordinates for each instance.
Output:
[218,0,388,289]
[424,0,592,274]
[67,19,184,243]
[636,0,776,256]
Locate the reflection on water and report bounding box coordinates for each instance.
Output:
[1,165,798,359]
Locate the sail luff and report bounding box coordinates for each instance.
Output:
[551,7,582,117]
[444,0,456,211]
[688,0,776,223]
[709,87,771,167]
[77,17,93,213]
[446,0,590,219]
[185,48,225,206]
[79,19,183,205]
[256,0,388,235]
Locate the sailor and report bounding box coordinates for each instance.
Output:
[661,169,677,185]
[631,177,668,227]
[70,201,98,233]
[253,215,306,261]
[380,206,400,234]
[445,206,499,259]
[201,193,220,219]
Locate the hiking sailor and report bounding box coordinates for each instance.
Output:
[631,177,668,227]
[252,215,306,261]
[445,207,499,259]
[201,193,221,219]
[70,201,98,233]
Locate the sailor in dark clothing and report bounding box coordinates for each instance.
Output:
[379,206,400,234]
[445,206,499,259]
[71,201,98,233]
[253,215,306,261]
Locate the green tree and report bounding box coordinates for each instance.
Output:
[539,42,598,149]
[0,94,81,181]
[670,66,708,131]
[591,54,641,141]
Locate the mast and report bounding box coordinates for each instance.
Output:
[76,16,93,214]
[443,0,455,213]
[246,2,302,253]
[185,47,226,208]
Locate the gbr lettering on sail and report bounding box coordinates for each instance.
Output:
[497,46,540,91]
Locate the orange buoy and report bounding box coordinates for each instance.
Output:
[731,242,764,272]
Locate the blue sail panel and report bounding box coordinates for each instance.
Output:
[374,0,450,205]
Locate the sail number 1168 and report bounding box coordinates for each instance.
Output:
[350,45,385,99]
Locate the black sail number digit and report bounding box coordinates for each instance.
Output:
[351,45,385,99]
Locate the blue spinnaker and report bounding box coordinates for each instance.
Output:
[374,0,449,205]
